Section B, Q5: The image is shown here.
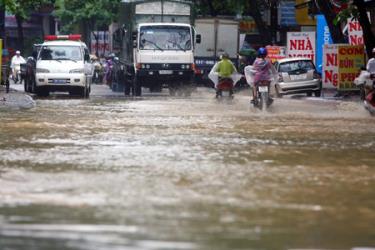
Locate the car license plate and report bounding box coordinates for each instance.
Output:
[290,74,306,80]
[258,86,268,93]
[159,70,173,75]
[54,79,66,84]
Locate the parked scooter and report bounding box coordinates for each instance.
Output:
[92,59,104,84]
[354,69,375,115]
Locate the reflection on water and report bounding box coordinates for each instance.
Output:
[0,89,374,250]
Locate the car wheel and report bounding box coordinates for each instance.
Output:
[307,92,312,97]
[314,90,321,97]
[275,85,283,98]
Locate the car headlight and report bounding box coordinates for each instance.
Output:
[36,68,50,73]
[69,68,84,73]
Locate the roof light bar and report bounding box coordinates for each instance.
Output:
[44,34,82,41]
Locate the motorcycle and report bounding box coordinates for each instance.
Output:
[92,61,104,84]
[244,65,274,111]
[354,69,375,115]
[12,63,22,84]
[216,78,234,100]
[254,81,273,111]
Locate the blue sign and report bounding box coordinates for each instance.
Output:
[316,15,333,73]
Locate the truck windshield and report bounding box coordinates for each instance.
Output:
[39,46,83,61]
[139,26,191,51]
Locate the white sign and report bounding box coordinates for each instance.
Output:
[322,44,339,89]
[287,32,316,64]
[347,18,364,45]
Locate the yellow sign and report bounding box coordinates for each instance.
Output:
[337,45,365,90]
[0,39,2,84]
[295,0,316,26]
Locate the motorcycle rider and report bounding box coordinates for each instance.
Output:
[367,48,375,75]
[215,52,237,98]
[251,47,277,105]
[10,50,26,84]
[365,48,375,105]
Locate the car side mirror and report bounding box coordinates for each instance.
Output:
[196,34,201,44]
[84,54,90,62]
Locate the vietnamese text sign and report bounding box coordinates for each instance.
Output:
[287,32,316,64]
[323,44,365,90]
[266,45,286,63]
[337,45,365,90]
[323,44,339,89]
[347,18,364,45]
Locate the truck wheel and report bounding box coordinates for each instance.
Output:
[133,76,142,96]
[36,87,49,97]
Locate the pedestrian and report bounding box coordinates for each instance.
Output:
[10,51,26,84]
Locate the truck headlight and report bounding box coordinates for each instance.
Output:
[69,68,84,73]
[36,68,50,73]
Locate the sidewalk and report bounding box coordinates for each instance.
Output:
[0,84,35,109]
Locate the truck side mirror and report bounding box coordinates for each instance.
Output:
[196,34,201,44]
[32,51,38,60]
[132,31,137,48]
[84,54,90,62]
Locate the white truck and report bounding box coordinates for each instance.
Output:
[113,0,200,96]
[194,18,239,86]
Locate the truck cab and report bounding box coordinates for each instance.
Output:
[35,35,93,98]
[132,23,197,96]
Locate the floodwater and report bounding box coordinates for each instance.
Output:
[0,87,374,250]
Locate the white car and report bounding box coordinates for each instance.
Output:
[35,35,93,97]
[273,57,322,97]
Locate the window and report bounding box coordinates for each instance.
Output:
[39,46,83,61]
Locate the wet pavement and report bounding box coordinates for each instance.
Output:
[0,83,374,250]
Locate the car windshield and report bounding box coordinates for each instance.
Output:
[279,60,315,73]
[39,46,83,61]
[139,26,191,51]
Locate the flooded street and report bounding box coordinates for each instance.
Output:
[0,85,374,250]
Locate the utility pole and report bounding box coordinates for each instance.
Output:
[270,2,278,44]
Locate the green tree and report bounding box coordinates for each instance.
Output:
[334,0,375,57]
[55,0,120,53]
[4,0,53,51]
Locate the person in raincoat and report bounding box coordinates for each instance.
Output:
[251,47,277,104]
[215,52,237,98]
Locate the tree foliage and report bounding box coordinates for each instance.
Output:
[55,0,120,33]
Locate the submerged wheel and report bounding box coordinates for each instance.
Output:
[275,85,283,98]
[314,90,321,97]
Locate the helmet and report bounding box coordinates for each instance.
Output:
[221,52,229,59]
[16,50,21,55]
[257,47,267,57]
[372,47,375,54]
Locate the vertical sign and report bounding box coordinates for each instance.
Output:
[323,44,339,89]
[287,32,316,64]
[347,18,364,45]
[337,45,365,90]
[316,15,332,73]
